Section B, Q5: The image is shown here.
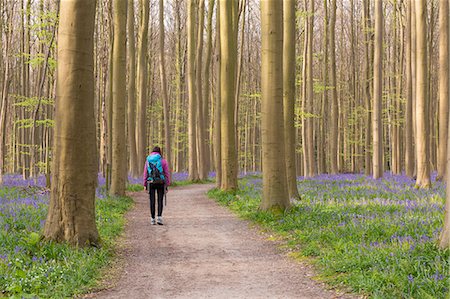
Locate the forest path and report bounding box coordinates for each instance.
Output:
[90,184,357,299]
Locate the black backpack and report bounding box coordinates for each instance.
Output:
[148,162,165,186]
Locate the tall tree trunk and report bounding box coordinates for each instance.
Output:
[127,0,139,178]
[136,0,149,175]
[44,0,99,246]
[405,0,414,177]
[363,0,372,176]
[319,0,328,174]
[306,0,315,177]
[372,0,383,179]
[159,0,172,181]
[214,2,222,188]
[202,0,215,178]
[437,0,449,180]
[0,5,9,185]
[187,0,199,181]
[283,0,299,199]
[219,0,238,190]
[260,0,289,211]
[196,0,207,180]
[415,0,431,188]
[173,0,182,173]
[329,0,338,174]
[110,0,127,196]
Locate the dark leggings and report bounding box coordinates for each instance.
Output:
[149,185,165,218]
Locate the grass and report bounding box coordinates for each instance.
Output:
[208,173,450,298]
[0,176,134,298]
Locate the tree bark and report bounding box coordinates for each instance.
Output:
[44,0,99,246]
[372,0,383,179]
[159,0,172,181]
[260,0,289,211]
[329,0,338,174]
[110,0,127,196]
[283,0,299,199]
[363,0,372,176]
[187,0,199,181]
[415,0,431,188]
[127,0,139,178]
[437,0,449,180]
[219,0,238,191]
[136,0,149,176]
[214,1,222,188]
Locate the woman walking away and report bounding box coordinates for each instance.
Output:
[143,146,171,225]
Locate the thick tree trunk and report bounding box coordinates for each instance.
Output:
[415,0,431,188]
[127,0,139,178]
[437,0,449,181]
[283,0,299,199]
[372,0,383,179]
[44,0,99,246]
[260,0,289,211]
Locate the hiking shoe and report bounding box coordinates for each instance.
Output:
[157,216,163,225]
[151,218,156,225]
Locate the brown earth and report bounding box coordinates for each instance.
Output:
[88,184,360,299]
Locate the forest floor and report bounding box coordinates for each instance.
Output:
[87,184,359,299]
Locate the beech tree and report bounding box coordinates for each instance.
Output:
[219,0,238,191]
[44,0,99,246]
[260,0,289,211]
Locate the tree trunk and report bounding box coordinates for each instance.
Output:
[372,0,383,179]
[329,0,338,174]
[136,0,149,175]
[44,0,99,246]
[202,0,215,178]
[260,0,289,211]
[214,2,222,188]
[415,0,431,188]
[127,0,138,178]
[187,0,199,181]
[283,0,299,199]
[363,0,372,176]
[437,0,449,180]
[405,0,415,177]
[110,0,127,196]
[159,0,172,181]
[219,0,238,191]
[195,0,207,180]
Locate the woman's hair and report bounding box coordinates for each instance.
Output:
[152,146,162,155]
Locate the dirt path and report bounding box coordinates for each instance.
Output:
[91,184,357,299]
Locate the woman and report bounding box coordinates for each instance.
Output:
[143,146,171,225]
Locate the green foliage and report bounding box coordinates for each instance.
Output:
[208,176,450,298]
[0,186,133,298]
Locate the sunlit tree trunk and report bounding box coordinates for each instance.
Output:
[187,0,199,181]
[260,0,289,211]
[405,0,415,177]
[329,0,338,174]
[372,0,383,179]
[110,0,127,196]
[127,0,138,178]
[283,0,299,199]
[415,0,430,188]
[136,0,149,172]
[159,0,172,181]
[196,0,207,180]
[219,0,238,190]
[438,0,449,181]
[44,0,99,246]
